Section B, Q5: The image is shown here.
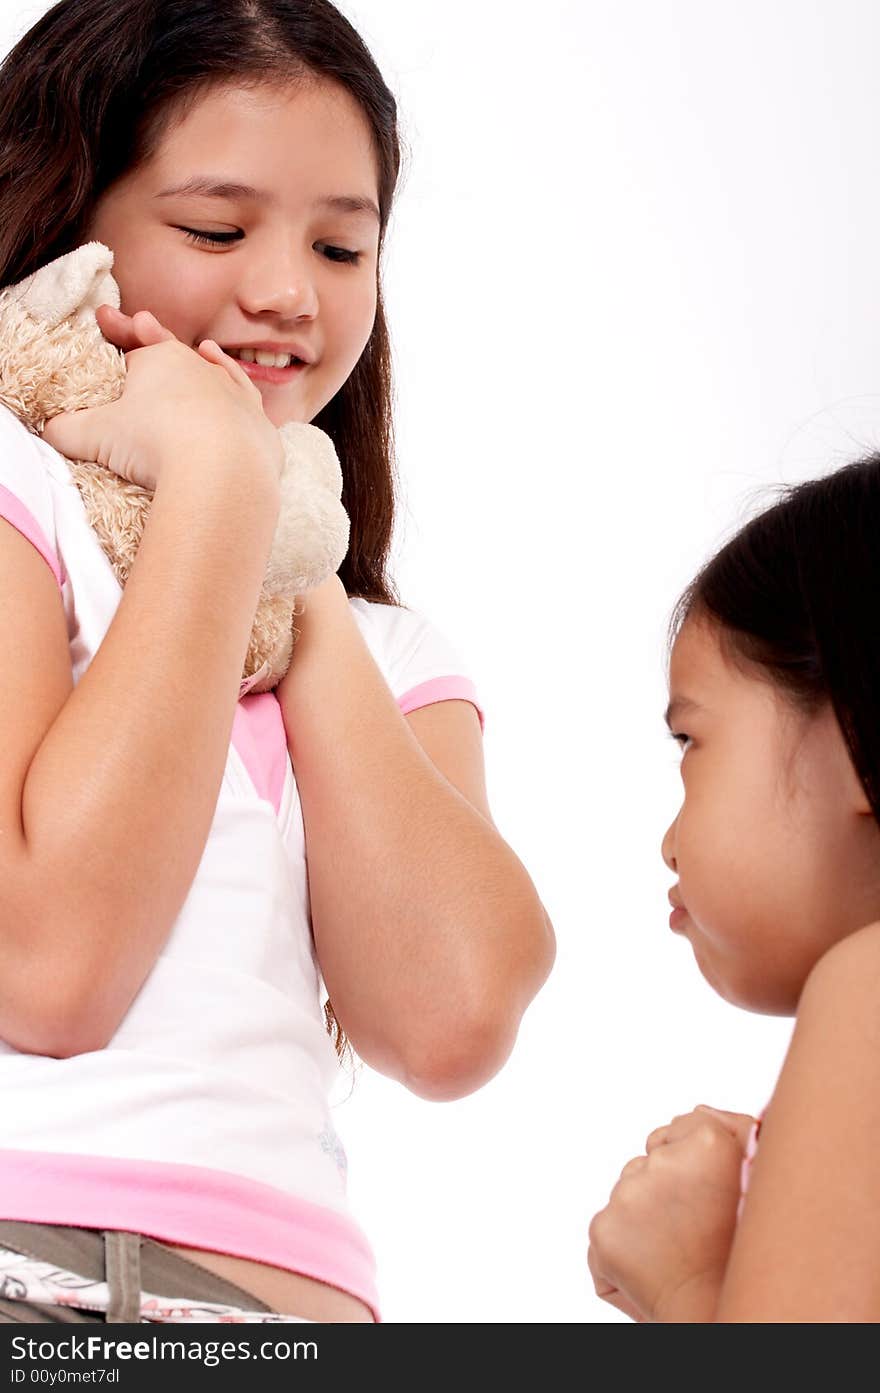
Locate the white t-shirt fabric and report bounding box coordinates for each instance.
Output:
[0,403,483,1320]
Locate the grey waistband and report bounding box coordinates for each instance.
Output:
[0,1220,274,1317]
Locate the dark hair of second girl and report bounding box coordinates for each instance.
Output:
[0,0,403,610]
[669,453,880,825]
[0,0,404,1063]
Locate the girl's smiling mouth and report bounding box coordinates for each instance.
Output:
[220,340,315,384]
[230,357,309,384]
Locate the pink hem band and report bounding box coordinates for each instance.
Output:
[397,676,484,731]
[0,485,64,587]
[0,1149,380,1321]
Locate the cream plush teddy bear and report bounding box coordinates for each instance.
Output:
[0,241,350,694]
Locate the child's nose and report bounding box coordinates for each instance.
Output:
[661,815,678,872]
[239,245,320,321]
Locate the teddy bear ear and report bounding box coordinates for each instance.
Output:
[13,240,121,328]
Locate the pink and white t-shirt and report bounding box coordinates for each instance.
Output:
[0,403,484,1322]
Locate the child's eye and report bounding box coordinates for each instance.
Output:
[178,227,242,246]
[177,229,361,265]
[669,731,692,755]
[317,244,362,266]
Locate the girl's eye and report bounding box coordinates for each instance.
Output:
[670,731,692,755]
[318,244,362,266]
[177,229,362,265]
[178,227,242,246]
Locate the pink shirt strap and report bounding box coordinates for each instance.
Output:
[0,485,64,587]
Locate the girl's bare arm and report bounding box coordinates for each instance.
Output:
[716,920,880,1321]
[0,459,279,1057]
[277,577,555,1101]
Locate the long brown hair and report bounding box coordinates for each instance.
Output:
[0,0,401,608]
[0,0,405,1060]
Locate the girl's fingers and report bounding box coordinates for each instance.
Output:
[647,1106,755,1153]
[597,1286,648,1322]
[95,304,176,350]
[95,309,259,400]
[694,1105,757,1147]
[94,303,134,349]
[619,1154,648,1181]
[646,1125,671,1152]
[197,339,261,395]
[645,1111,695,1150]
[129,309,176,345]
[96,312,257,399]
[587,1247,646,1322]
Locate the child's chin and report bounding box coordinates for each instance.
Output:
[694,949,796,1016]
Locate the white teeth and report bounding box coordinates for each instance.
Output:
[231,347,297,368]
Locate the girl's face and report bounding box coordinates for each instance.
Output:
[661,616,880,1014]
[86,79,381,428]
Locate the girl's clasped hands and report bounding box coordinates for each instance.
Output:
[589,1104,755,1322]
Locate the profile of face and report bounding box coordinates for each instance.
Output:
[661,616,880,1014]
[85,79,381,428]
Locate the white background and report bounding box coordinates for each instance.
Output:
[7,0,880,1322]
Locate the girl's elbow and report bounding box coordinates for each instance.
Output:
[405,908,555,1101]
[402,1013,519,1101]
[533,901,557,987]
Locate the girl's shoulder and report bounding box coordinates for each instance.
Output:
[779,921,880,1119]
[805,918,880,988]
[347,597,482,724]
[347,597,469,676]
[718,922,880,1317]
[791,922,880,1057]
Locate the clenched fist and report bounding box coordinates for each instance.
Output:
[587,1105,756,1322]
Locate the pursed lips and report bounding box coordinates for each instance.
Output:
[668,886,689,933]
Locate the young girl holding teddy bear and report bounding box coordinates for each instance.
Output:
[0,0,554,1323]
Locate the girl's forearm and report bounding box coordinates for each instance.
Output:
[278,579,554,1099]
[14,459,280,1056]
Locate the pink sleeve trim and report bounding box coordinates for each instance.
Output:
[0,483,64,587]
[397,676,484,732]
[0,1148,380,1321]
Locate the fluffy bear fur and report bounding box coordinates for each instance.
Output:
[0,241,350,694]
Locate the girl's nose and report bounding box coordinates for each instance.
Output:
[239,255,319,321]
[661,814,678,872]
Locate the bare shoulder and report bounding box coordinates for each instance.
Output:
[802,919,880,1001]
[716,921,880,1320]
[785,919,880,1121]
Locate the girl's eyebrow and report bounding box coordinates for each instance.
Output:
[663,695,703,730]
[154,176,380,222]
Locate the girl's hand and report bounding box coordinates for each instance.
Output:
[41,307,284,492]
[94,304,177,354]
[587,1105,755,1322]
